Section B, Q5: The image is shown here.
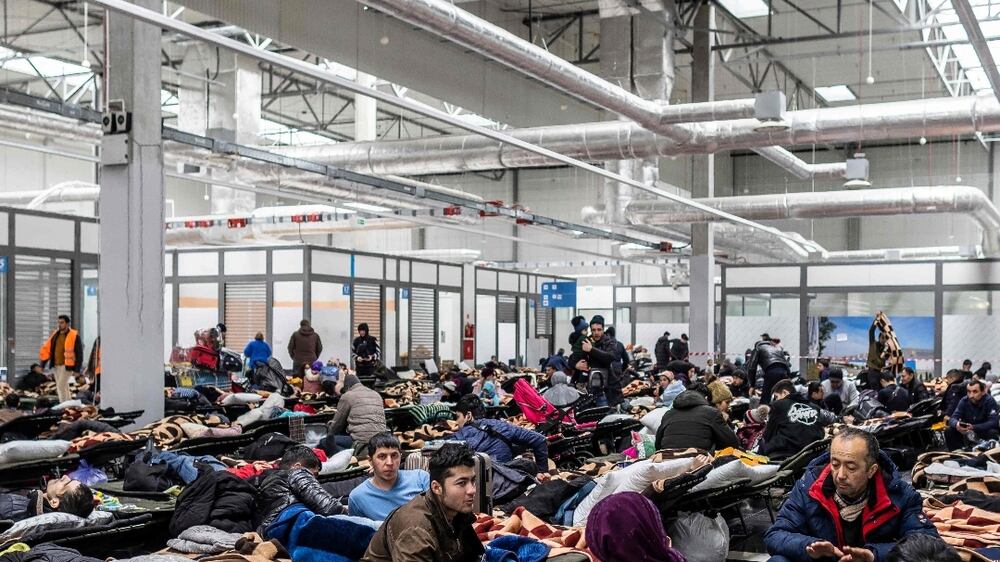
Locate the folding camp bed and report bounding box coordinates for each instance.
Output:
[98,410,145,429]
[0,412,61,441]
[0,455,80,488]
[546,433,595,469]
[76,439,145,479]
[49,514,162,559]
[590,418,643,456]
[169,432,257,456]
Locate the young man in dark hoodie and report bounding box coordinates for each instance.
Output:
[655,382,739,452]
[941,369,968,420]
[580,315,622,407]
[759,379,828,461]
[877,372,911,413]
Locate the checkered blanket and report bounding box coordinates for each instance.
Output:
[925,502,1000,549]
[872,311,906,374]
[474,506,592,560]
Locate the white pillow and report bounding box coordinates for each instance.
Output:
[319,449,355,475]
[180,423,210,439]
[630,397,656,409]
[221,393,264,406]
[689,459,780,492]
[235,408,266,427]
[640,407,668,433]
[573,456,696,525]
[50,400,84,411]
[0,440,71,465]
[0,510,113,541]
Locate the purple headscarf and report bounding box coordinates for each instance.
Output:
[585,492,687,562]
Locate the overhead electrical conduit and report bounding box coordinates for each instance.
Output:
[271,94,1000,176]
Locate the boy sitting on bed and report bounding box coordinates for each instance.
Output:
[0,475,94,521]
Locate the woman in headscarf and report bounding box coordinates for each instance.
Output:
[585,492,686,562]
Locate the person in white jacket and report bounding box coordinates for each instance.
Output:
[820,368,859,413]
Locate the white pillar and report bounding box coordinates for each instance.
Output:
[99,0,165,426]
[688,3,715,367]
[354,71,377,141]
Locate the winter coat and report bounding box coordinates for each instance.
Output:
[746,340,789,384]
[669,338,688,361]
[254,467,346,532]
[585,334,617,371]
[763,452,938,562]
[902,379,931,404]
[541,372,582,407]
[877,383,911,413]
[453,418,549,473]
[361,491,484,562]
[822,379,861,410]
[0,491,40,521]
[328,384,388,443]
[654,335,672,368]
[943,381,968,417]
[0,544,104,562]
[169,469,256,536]
[545,353,569,373]
[287,326,323,368]
[243,340,272,370]
[654,390,739,452]
[352,335,381,364]
[759,393,827,461]
[948,394,1000,433]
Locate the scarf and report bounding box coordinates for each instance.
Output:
[834,488,869,522]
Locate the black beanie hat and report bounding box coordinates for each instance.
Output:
[590,315,605,327]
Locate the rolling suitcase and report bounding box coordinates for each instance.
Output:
[405,444,493,514]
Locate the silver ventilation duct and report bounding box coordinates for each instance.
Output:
[753,147,847,180]
[356,0,754,138]
[0,181,101,207]
[825,246,982,262]
[626,186,1000,254]
[272,95,1000,176]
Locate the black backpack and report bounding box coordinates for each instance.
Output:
[124,438,182,492]
[242,432,296,462]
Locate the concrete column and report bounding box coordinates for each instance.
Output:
[354,71,377,141]
[99,0,165,426]
[688,3,715,367]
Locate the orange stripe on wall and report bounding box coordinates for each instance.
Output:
[179,297,218,308]
[385,301,397,312]
[273,300,304,308]
[313,300,350,310]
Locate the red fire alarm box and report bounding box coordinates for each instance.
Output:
[462,338,475,361]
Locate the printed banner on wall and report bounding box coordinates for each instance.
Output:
[808,315,935,371]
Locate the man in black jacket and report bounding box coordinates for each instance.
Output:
[654,332,671,371]
[580,315,623,407]
[254,446,346,532]
[655,383,739,452]
[760,379,828,461]
[746,334,791,405]
[941,369,968,419]
[901,366,931,404]
[877,372,911,412]
[669,333,689,361]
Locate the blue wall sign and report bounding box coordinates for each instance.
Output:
[86,285,97,297]
[540,281,577,308]
[0,257,7,274]
[400,288,410,300]
[342,284,352,296]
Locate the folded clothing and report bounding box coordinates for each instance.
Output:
[166,525,244,554]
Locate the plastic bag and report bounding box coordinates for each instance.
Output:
[68,459,109,486]
[667,512,729,562]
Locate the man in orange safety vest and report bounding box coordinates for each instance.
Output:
[39,315,83,403]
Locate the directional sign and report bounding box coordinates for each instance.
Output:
[401,288,410,300]
[0,257,7,274]
[540,281,576,308]
[342,284,352,296]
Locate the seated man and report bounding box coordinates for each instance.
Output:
[0,475,94,521]
[759,380,828,461]
[362,443,484,562]
[945,380,999,450]
[655,382,739,452]
[15,363,47,393]
[941,369,967,419]
[255,446,346,533]
[821,369,860,413]
[877,372,911,413]
[764,428,938,562]
[900,367,931,404]
[349,433,430,521]
[727,369,750,399]
[325,374,388,454]
[453,395,548,474]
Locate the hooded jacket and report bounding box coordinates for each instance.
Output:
[254,467,346,532]
[541,372,582,407]
[453,418,549,473]
[943,380,968,417]
[654,335,671,368]
[328,382,388,443]
[763,452,938,562]
[901,378,931,404]
[759,393,827,461]
[654,390,739,452]
[361,491,484,562]
[288,326,323,367]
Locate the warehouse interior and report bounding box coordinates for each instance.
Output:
[1,0,1000,560]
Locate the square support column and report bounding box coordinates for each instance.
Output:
[99,0,165,426]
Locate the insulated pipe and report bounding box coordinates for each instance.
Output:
[824,246,981,262]
[626,186,1000,253]
[753,147,847,179]
[356,0,756,137]
[0,181,101,207]
[271,95,1000,175]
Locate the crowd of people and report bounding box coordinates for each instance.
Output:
[7,312,993,562]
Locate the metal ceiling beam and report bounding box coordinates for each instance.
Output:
[952,0,1000,105]
[91,0,808,249]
